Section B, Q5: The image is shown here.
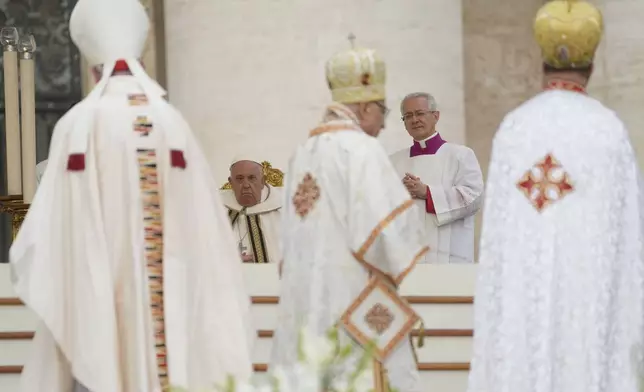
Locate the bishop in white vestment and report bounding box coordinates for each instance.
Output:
[390,93,483,264]
[10,1,253,391]
[270,40,428,392]
[221,156,282,263]
[467,2,644,392]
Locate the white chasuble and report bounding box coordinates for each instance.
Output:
[270,104,429,392]
[467,89,644,392]
[390,134,484,264]
[10,74,254,392]
[220,185,282,263]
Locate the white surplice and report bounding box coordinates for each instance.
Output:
[467,89,644,392]
[390,136,484,263]
[270,104,429,392]
[10,73,254,392]
[220,185,282,263]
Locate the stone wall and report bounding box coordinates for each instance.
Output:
[461,0,545,253]
[587,0,644,167]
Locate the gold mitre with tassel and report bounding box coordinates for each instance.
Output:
[534,0,603,69]
[325,34,386,104]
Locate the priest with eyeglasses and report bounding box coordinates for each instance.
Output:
[390,92,484,264]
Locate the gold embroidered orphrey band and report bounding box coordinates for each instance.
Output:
[228,210,270,263]
[309,123,361,137]
[352,199,429,284]
[138,148,170,389]
[132,90,169,388]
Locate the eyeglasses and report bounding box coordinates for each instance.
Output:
[373,101,390,117]
[401,110,433,122]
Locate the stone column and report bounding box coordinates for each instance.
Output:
[587,0,644,169]
[462,0,545,178]
[462,0,545,255]
[164,0,466,183]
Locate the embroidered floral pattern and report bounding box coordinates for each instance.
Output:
[137,148,169,389]
[365,303,395,335]
[517,153,574,212]
[293,173,321,218]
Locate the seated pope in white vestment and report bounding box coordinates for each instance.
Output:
[390,92,484,264]
[220,156,282,263]
[9,0,253,391]
[467,2,644,392]
[270,38,428,392]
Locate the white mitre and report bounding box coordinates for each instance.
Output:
[69,0,164,99]
[70,0,148,67]
[65,0,171,164]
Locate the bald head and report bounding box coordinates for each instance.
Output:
[229,160,265,207]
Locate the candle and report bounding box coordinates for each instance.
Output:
[1,27,22,196]
[18,34,36,204]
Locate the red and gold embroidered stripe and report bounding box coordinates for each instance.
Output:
[137,144,168,388]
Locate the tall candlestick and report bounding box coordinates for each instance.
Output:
[1,27,22,196]
[18,34,36,204]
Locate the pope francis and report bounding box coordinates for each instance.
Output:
[221,155,282,264]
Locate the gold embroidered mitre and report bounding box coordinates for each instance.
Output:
[325,38,386,104]
[534,0,603,69]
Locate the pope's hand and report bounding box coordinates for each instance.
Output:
[403,173,428,200]
[242,253,255,263]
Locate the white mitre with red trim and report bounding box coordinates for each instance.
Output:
[65,0,185,171]
[70,0,148,67]
[68,0,163,98]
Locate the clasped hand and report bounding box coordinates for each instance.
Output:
[403,173,427,200]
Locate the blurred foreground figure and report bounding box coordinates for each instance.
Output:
[270,37,429,392]
[10,0,253,391]
[467,1,644,392]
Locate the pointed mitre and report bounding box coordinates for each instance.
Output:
[69,0,149,66]
[534,0,603,69]
[325,36,386,104]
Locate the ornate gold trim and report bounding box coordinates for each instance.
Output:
[309,123,360,137]
[0,195,30,240]
[339,277,420,362]
[355,200,414,258]
[221,161,284,189]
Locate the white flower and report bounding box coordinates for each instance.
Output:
[290,363,322,392]
[352,363,375,392]
[270,365,292,392]
[233,382,258,392]
[300,327,335,369]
